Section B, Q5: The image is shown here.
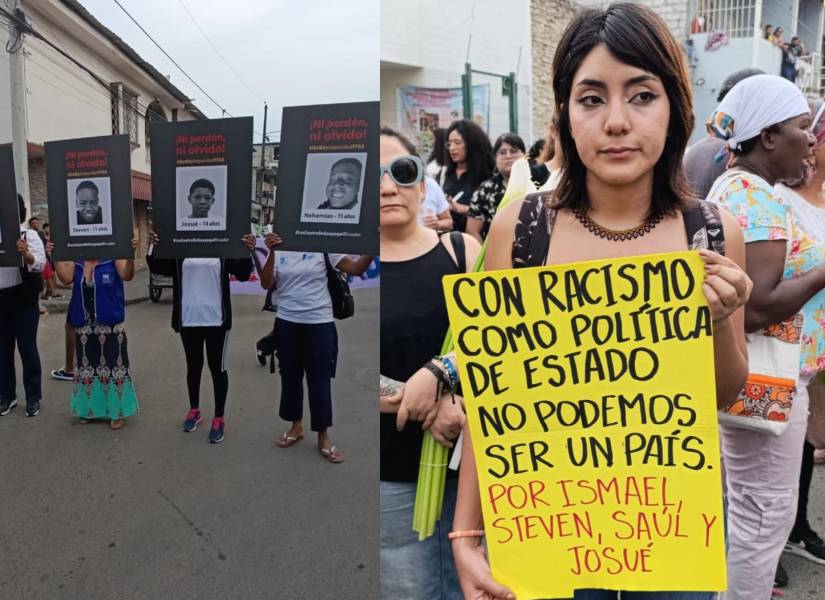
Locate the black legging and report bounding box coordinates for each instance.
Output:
[180,326,229,418]
[794,440,815,533]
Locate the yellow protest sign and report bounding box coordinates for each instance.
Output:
[443,251,726,600]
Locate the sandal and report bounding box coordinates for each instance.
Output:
[109,419,125,430]
[319,445,343,464]
[275,432,303,448]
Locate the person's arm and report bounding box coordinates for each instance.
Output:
[21,230,46,272]
[114,238,138,282]
[701,211,751,408]
[55,261,75,286]
[483,198,523,270]
[434,209,453,232]
[466,218,484,245]
[743,239,825,332]
[452,426,515,600]
[225,234,256,282]
[145,229,175,276]
[335,255,373,276]
[260,233,282,290]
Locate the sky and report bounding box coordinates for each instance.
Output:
[76,0,380,140]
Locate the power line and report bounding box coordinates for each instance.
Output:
[174,0,263,102]
[111,0,232,117]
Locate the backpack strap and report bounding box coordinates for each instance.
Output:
[683,200,726,255]
[512,191,556,268]
[448,230,466,272]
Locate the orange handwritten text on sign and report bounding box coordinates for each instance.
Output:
[443,252,726,599]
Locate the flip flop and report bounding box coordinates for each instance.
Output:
[110,419,125,430]
[319,445,343,464]
[275,432,303,448]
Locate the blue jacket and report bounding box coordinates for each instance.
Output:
[67,260,125,327]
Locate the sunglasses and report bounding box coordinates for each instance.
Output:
[380,155,424,187]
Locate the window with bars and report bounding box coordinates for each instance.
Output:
[123,89,139,146]
[691,0,757,38]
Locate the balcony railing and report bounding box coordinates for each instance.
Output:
[690,0,757,38]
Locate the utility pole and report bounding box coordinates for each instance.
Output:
[7,0,31,217]
[256,102,268,224]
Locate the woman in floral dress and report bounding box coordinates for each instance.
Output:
[55,239,139,429]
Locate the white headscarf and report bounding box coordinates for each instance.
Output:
[707,74,809,152]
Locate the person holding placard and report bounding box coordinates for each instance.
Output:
[55,241,139,429]
[147,232,255,444]
[707,77,825,599]
[0,195,46,418]
[434,4,752,599]
[259,234,372,463]
[379,126,481,599]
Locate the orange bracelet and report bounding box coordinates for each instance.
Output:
[448,529,485,540]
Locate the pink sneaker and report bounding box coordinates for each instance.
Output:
[182,408,203,432]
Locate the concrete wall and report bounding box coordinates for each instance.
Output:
[380,0,532,145]
[530,0,576,143]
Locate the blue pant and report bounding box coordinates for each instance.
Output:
[380,478,462,600]
[0,301,41,403]
[273,318,337,432]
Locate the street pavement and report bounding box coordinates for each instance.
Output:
[0,283,378,600]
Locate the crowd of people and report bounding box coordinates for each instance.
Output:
[381,2,825,599]
[0,201,371,457]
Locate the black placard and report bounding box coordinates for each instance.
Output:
[149,117,253,258]
[44,135,134,261]
[273,101,378,255]
[0,147,21,267]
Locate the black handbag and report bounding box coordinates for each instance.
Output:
[324,254,354,319]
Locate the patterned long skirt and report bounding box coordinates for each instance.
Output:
[70,322,139,419]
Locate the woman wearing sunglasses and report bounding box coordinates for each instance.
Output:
[380,125,480,599]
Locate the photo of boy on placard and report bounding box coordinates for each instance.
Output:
[299,152,366,225]
[176,165,228,231]
[67,177,113,236]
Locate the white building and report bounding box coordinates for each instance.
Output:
[686,0,825,142]
[0,0,204,256]
[381,0,534,148]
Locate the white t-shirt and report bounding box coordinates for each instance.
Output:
[273,252,345,324]
[418,177,450,224]
[181,258,222,327]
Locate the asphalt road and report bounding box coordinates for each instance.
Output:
[0,289,379,600]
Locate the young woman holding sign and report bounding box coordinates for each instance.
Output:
[448,4,752,599]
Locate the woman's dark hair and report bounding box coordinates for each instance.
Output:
[527,139,545,165]
[445,119,494,186]
[763,24,773,39]
[427,128,448,165]
[380,126,420,158]
[552,2,696,219]
[493,133,526,156]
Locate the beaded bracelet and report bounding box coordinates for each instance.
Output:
[448,530,485,540]
[437,355,459,387]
